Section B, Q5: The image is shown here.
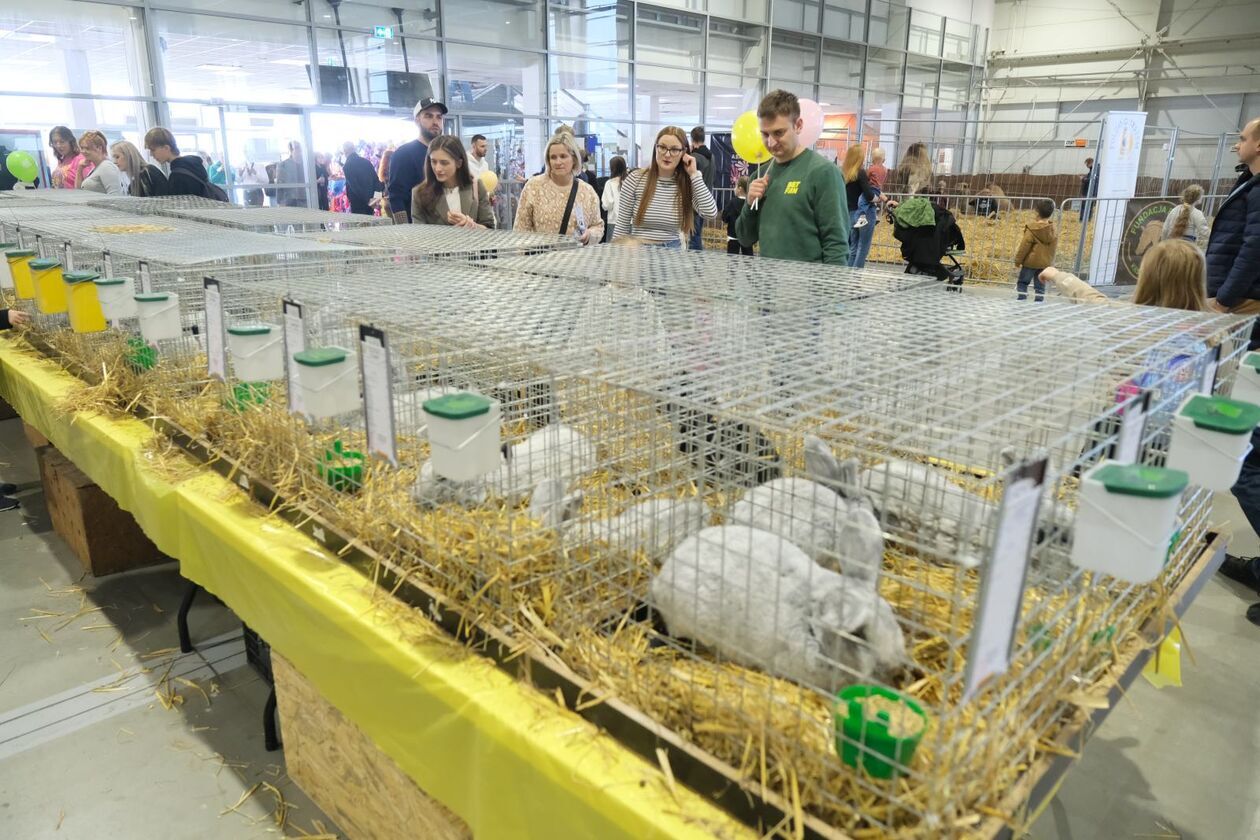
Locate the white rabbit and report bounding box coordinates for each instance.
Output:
[412,422,596,508]
[728,435,884,585]
[860,449,1067,569]
[528,476,708,554]
[650,525,907,691]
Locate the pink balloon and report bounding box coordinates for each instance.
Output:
[798,98,824,148]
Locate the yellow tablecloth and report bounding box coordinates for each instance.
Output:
[0,337,752,840]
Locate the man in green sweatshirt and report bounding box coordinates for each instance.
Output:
[736,90,849,265]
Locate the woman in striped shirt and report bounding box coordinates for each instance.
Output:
[615,127,717,248]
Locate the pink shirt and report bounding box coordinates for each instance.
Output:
[868,163,888,190]
[53,154,93,189]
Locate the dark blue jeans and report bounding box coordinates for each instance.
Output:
[1231,432,1260,567]
[688,214,704,250]
[1016,266,1045,301]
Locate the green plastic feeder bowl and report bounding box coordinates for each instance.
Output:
[835,685,928,779]
[319,440,364,493]
[225,381,271,413]
[126,337,157,373]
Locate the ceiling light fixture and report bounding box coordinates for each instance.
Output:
[197,63,247,73]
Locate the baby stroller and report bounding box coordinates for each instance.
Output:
[890,195,967,290]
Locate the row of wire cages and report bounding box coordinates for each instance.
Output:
[176,257,1254,836]
[152,205,393,234]
[0,213,381,406]
[294,223,583,262]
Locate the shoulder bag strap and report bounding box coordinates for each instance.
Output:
[558,179,580,235]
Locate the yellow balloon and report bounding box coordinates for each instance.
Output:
[479,169,499,193]
[732,111,771,165]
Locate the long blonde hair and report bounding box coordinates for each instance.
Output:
[109,140,145,178]
[1133,239,1206,311]
[841,146,864,183]
[633,126,697,236]
[1169,183,1204,240]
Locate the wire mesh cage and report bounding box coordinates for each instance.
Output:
[159,206,393,233]
[84,195,245,215]
[6,200,1257,838]
[295,223,582,261]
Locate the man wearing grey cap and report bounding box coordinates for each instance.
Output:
[389,97,447,223]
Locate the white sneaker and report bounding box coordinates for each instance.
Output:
[854,215,869,229]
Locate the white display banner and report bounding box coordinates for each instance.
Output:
[1087,111,1147,286]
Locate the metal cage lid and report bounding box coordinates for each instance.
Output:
[227,323,274,336]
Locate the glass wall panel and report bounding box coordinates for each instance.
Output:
[634,65,702,128]
[322,0,441,38]
[445,44,545,116]
[772,0,819,33]
[707,74,762,128]
[943,18,974,63]
[766,79,816,102]
[822,0,865,42]
[821,39,864,89]
[869,0,909,50]
[938,63,972,114]
[549,56,631,126]
[0,95,148,156]
[313,27,440,109]
[636,6,703,69]
[642,0,705,10]
[549,1,631,61]
[865,48,904,93]
[444,0,544,50]
[0,0,149,98]
[908,9,942,57]
[904,58,939,109]
[708,19,766,78]
[769,31,818,83]
[166,0,308,22]
[709,0,769,25]
[156,12,315,105]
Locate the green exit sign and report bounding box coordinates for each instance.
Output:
[373,25,394,38]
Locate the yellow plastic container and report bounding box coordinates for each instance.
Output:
[5,250,37,300]
[30,258,67,314]
[64,271,107,334]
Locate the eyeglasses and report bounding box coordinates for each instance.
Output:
[655,144,684,156]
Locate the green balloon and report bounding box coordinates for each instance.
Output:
[5,151,38,183]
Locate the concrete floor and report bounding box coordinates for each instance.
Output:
[0,417,340,840]
[0,411,1258,840]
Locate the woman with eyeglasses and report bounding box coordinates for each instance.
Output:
[614,127,717,248]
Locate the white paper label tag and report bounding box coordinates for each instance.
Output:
[203,277,226,381]
[965,458,1047,701]
[283,298,306,416]
[1200,346,1220,395]
[1113,390,1151,465]
[102,250,113,278]
[63,241,74,273]
[35,235,44,259]
[138,261,152,293]
[15,228,25,249]
[359,325,398,466]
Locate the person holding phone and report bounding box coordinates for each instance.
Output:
[614,126,718,249]
[514,132,602,245]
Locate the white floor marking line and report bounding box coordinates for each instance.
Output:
[0,630,247,761]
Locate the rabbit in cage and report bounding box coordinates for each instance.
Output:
[528,476,709,555]
[859,449,1068,568]
[412,422,596,508]
[727,435,885,583]
[650,525,908,691]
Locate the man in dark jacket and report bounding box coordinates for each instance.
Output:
[1207,118,1260,317]
[142,127,228,201]
[1208,118,1260,624]
[388,97,446,223]
[689,126,714,251]
[341,142,382,215]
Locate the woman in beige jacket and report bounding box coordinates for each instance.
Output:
[410,136,495,228]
